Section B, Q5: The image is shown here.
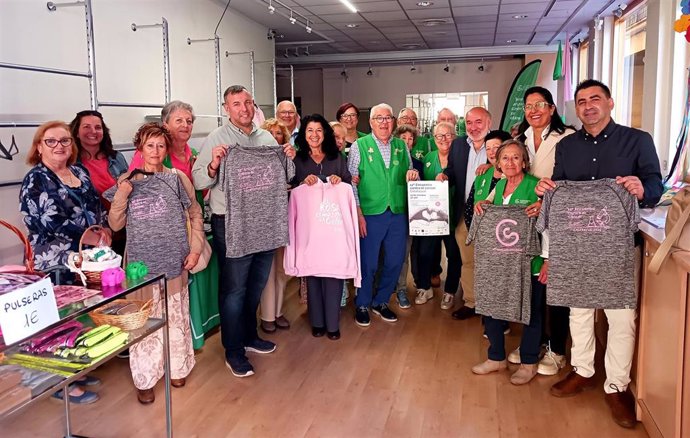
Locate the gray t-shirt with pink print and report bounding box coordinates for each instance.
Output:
[536,179,640,309]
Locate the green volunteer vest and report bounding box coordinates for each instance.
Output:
[357,135,409,215]
[493,174,543,274]
[411,136,436,161]
[474,166,498,202]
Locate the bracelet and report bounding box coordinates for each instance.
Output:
[208,163,219,173]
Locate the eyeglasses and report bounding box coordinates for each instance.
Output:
[372,116,393,124]
[43,138,73,148]
[399,116,417,122]
[340,113,358,120]
[278,111,296,116]
[523,101,551,112]
[433,133,453,140]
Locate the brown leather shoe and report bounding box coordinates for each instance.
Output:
[275,315,290,330]
[137,388,155,404]
[431,275,441,288]
[260,320,276,334]
[550,370,596,397]
[171,378,186,388]
[451,306,476,320]
[605,388,637,428]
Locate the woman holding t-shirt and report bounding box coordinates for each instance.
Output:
[514,87,576,376]
[292,114,352,340]
[472,139,547,385]
[105,122,205,404]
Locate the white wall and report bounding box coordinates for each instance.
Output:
[0,0,274,262]
[277,68,324,116]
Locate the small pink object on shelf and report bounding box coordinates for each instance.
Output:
[101,267,125,287]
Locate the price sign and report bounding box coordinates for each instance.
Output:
[0,277,60,345]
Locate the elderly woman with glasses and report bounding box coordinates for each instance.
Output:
[20,121,111,276]
[413,122,462,310]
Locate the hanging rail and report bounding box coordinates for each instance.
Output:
[225,51,255,98]
[131,18,171,103]
[187,36,223,127]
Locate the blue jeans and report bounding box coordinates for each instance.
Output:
[485,276,545,364]
[212,215,275,360]
[357,210,408,308]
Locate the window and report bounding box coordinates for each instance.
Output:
[612,3,647,128]
[406,92,488,134]
[578,41,590,83]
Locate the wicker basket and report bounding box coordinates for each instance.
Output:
[0,220,41,275]
[68,225,121,286]
[89,299,153,331]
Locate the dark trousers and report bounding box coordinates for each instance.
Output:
[212,215,274,360]
[357,210,408,308]
[306,276,344,332]
[485,276,545,364]
[416,234,461,293]
[546,304,570,355]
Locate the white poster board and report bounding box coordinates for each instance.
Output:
[0,277,60,345]
[408,181,450,236]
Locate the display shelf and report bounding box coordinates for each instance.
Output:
[0,273,163,352]
[0,274,172,438]
[0,317,164,420]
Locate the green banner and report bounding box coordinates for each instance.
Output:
[500,60,542,132]
[553,41,563,80]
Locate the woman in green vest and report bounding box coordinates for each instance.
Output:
[414,122,461,311]
[472,139,547,386]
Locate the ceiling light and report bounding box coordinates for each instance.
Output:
[421,19,447,27]
[283,49,289,58]
[613,3,627,18]
[268,0,275,14]
[512,14,528,19]
[340,66,348,79]
[401,43,423,49]
[305,20,312,33]
[367,64,373,76]
[339,0,358,13]
[346,23,359,28]
[410,62,416,72]
[289,11,296,24]
[416,1,434,6]
[443,61,450,72]
[506,39,517,43]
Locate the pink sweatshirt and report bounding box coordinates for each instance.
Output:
[284,180,361,287]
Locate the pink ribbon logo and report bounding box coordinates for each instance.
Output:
[496,219,520,247]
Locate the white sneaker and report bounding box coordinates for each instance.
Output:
[414,288,433,305]
[508,347,521,364]
[537,348,566,376]
[440,293,454,310]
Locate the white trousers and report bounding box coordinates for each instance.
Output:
[569,307,636,393]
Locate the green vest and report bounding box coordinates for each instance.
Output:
[473,166,498,202]
[411,136,436,161]
[357,135,409,215]
[493,174,543,274]
[163,148,204,208]
[357,131,367,138]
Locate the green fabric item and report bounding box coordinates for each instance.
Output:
[473,166,497,202]
[457,118,466,137]
[411,136,436,161]
[423,150,455,227]
[189,235,220,350]
[500,59,542,132]
[493,174,543,274]
[356,135,409,215]
[357,131,367,138]
[553,41,564,80]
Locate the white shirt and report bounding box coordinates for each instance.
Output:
[523,125,576,179]
[465,137,487,201]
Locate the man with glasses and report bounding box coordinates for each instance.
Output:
[398,107,436,161]
[276,100,299,145]
[437,106,492,320]
[348,103,420,326]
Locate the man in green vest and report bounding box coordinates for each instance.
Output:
[347,103,420,327]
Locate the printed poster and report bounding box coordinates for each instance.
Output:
[408,181,450,236]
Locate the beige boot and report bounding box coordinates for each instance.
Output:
[471,359,508,375]
[510,364,538,385]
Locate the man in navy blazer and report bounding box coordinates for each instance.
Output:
[437,107,492,320]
